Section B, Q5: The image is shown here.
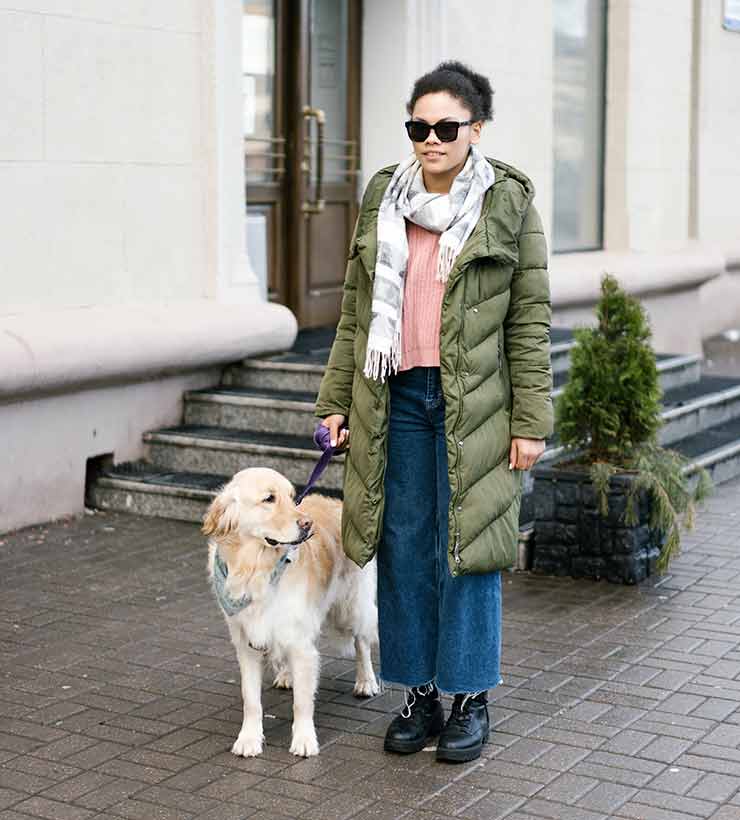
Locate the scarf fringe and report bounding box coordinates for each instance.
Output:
[363,332,402,383]
[437,244,456,283]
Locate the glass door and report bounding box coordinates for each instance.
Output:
[243,0,286,303]
[296,0,361,327]
[243,0,362,328]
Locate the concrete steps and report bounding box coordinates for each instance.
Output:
[143,426,345,488]
[89,326,740,530]
[184,366,740,445]
[91,464,341,524]
[658,376,740,445]
[228,327,576,394]
[184,386,317,436]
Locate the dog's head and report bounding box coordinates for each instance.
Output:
[201,467,313,548]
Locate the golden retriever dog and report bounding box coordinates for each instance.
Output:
[201,467,378,758]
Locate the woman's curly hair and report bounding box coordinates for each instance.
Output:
[407,61,495,122]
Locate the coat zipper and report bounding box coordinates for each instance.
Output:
[373,381,391,550]
[451,288,466,573]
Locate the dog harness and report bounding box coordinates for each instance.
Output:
[212,544,300,617]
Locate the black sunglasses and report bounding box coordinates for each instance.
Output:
[404,119,474,143]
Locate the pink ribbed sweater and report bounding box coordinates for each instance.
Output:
[399,220,444,371]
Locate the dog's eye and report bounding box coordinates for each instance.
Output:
[263,494,275,503]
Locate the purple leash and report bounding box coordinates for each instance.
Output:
[295,423,347,504]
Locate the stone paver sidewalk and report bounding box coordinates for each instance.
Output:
[2,478,740,820]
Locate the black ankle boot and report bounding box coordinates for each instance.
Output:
[436,690,489,763]
[384,684,444,754]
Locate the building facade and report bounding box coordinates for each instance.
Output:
[1,0,739,532]
[242,0,740,346]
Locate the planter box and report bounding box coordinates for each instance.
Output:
[530,460,667,584]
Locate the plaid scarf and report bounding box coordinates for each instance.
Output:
[363,145,496,382]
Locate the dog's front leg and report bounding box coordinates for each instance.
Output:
[231,630,265,757]
[287,646,320,757]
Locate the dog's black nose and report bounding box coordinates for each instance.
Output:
[298,517,312,533]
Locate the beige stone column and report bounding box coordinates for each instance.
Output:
[201,0,262,303]
[603,0,694,251]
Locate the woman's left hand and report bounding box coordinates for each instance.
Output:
[509,437,546,471]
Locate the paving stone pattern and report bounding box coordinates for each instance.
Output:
[3,477,740,819]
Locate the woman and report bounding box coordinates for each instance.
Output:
[314,61,554,763]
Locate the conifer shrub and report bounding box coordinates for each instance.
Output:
[554,273,713,572]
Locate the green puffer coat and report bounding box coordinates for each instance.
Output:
[314,157,554,577]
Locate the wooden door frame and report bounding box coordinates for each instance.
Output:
[285,0,363,327]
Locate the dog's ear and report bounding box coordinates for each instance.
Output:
[201,488,240,538]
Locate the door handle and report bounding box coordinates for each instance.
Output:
[302,106,325,215]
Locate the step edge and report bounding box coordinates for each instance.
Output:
[661,383,740,421]
[144,427,571,461]
[550,341,575,355]
[552,374,740,410]
[683,438,740,474]
[188,379,737,418]
[657,353,703,372]
[144,430,345,460]
[95,475,219,500]
[185,391,316,411]
[240,358,327,374]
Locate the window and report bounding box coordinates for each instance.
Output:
[553,0,608,252]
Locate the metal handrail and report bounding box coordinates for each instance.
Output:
[301,107,326,215]
[245,151,287,160]
[243,128,360,189]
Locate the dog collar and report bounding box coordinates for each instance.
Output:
[212,550,251,616]
[212,544,301,617]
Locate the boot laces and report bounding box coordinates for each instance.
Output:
[450,690,485,725]
[460,692,475,710]
[400,682,436,719]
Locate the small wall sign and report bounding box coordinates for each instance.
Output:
[724,0,740,31]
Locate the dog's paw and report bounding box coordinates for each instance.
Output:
[289,726,319,757]
[272,669,293,689]
[231,730,263,757]
[353,674,379,698]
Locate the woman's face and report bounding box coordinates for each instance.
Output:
[409,91,482,179]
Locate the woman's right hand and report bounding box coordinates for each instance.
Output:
[321,414,349,450]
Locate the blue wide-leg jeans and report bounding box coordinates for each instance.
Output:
[377,366,504,694]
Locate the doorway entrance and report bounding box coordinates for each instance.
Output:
[243,0,362,329]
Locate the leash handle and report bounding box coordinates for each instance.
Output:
[295,422,347,504]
